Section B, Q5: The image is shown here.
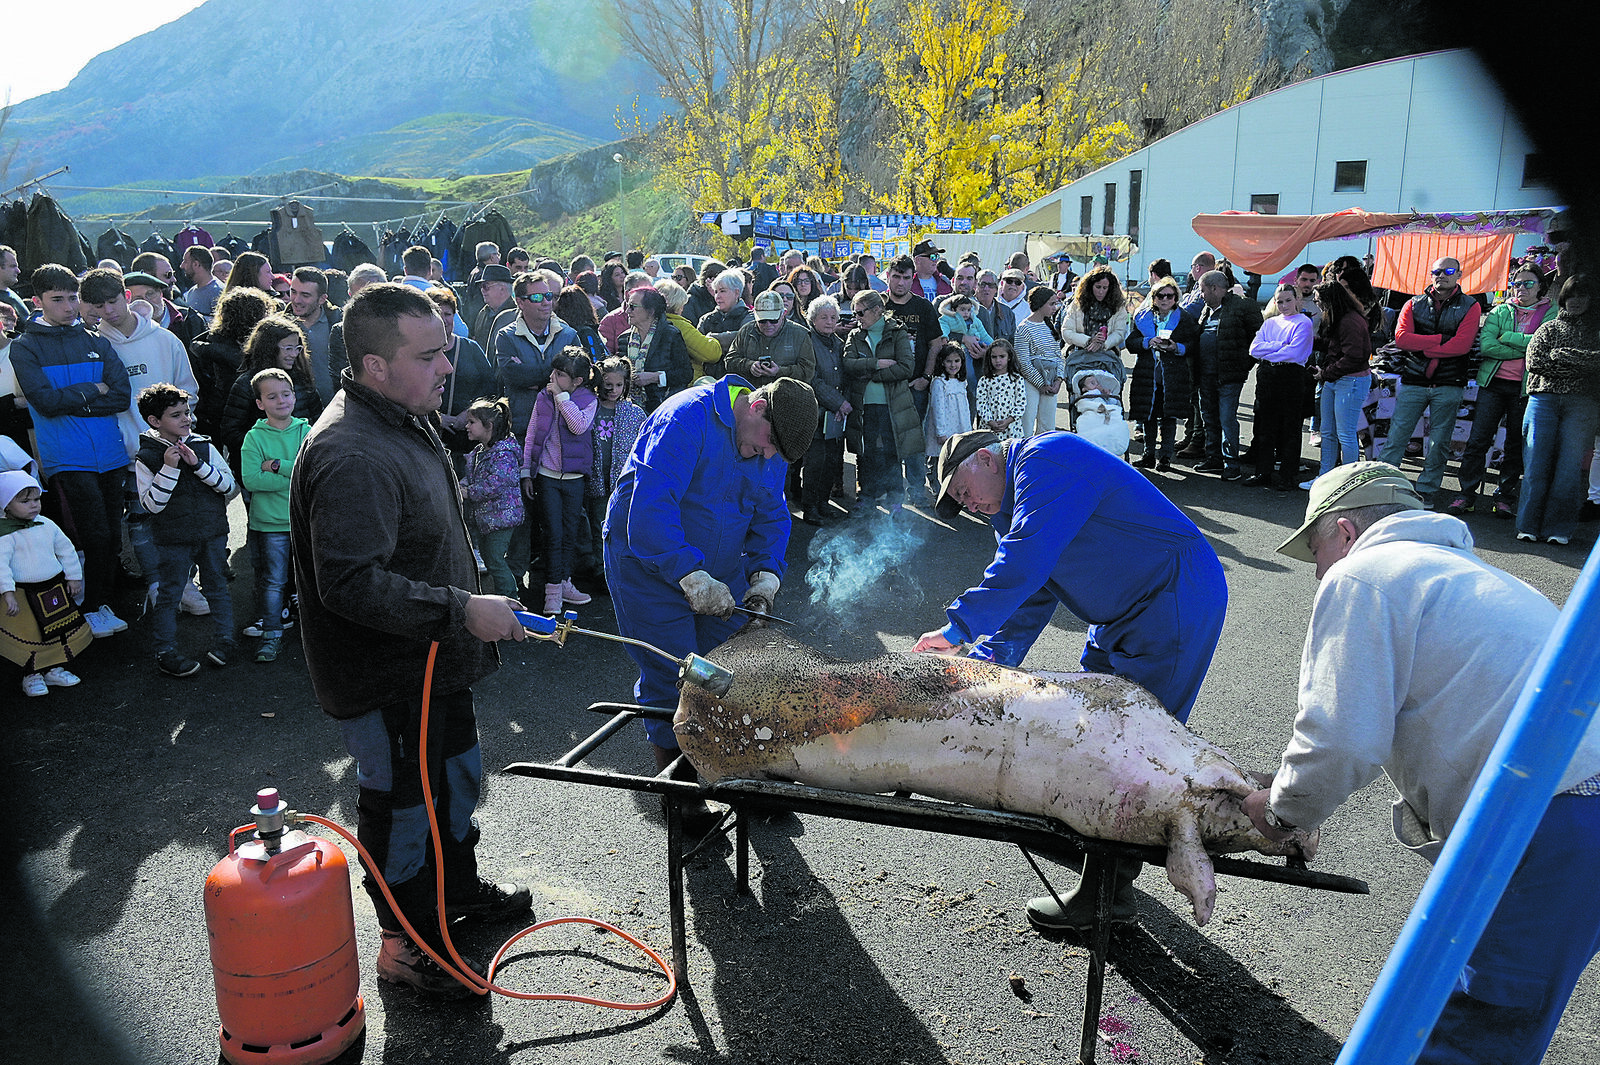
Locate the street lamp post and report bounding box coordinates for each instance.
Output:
[613,152,625,253]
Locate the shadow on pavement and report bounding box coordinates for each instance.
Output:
[1042,895,1346,1065]
[667,824,953,1065]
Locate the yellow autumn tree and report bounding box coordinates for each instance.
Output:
[872,0,1135,226]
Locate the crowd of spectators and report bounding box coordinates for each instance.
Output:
[1,229,1595,697]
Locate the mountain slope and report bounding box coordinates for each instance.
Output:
[254,113,598,179]
[5,0,659,190]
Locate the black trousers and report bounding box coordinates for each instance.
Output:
[1253,361,1309,482]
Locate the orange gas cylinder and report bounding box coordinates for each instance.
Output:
[205,789,365,1065]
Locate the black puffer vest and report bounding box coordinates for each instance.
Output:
[135,433,229,545]
[1403,289,1480,387]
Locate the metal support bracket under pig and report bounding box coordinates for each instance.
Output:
[503,703,1369,1065]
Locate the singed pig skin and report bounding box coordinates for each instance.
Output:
[673,628,1314,925]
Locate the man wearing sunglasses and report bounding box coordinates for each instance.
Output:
[1379,257,1483,506]
[494,269,577,436]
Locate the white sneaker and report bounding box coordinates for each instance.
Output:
[84,607,122,638]
[42,667,80,687]
[21,673,49,697]
[100,605,129,633]
[179,582,210,616]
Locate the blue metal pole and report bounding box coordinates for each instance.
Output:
[1336,542,1600,1065]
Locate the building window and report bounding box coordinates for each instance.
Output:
[1080,196,1093,234]
[1104,183,1117,235]
[1522,154,1551,189]
[1250,194,1279,215]
[1129,170,1142,244]
[1334,160,1367,193]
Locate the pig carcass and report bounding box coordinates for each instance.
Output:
[673,628,1314,926]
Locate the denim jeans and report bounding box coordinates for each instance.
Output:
[124,469,159,585]
[1416,794,1600,1065]
[1455,377,1526,500]
[1379,382,1465,495]
[475,524,519,599]
[538,473,585,585]
[1518,392,1600,541]
[248,530,291,636]
[1197,373,1222,460]
[1218,382,1243,470]
[859,404,903,503]
[1319,372,1369,474]
[152,533,234,655]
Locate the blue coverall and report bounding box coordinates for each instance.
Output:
[603,376,791,747]
[939,431,1227,723]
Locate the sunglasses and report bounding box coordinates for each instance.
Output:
[1152,291,1177,300]
[516,292,555,303]
[1431,267,1459,277]
[1510,279,1539,290]
[978,281,998,289]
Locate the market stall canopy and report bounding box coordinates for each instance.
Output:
[1191,207,1559,279]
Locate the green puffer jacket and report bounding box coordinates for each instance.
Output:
[842,320,925,461]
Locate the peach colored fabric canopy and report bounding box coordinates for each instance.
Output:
[1191,207,1556,291]
[1192,209,1410,274]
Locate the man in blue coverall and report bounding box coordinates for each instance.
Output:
[604,374,818,819]
[914,429,1229,930]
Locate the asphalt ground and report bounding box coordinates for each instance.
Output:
[4,405,1597,1065]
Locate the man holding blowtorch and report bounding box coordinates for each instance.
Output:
[604,374,817,823]
[292,283,532,1000]
[915,428,1228,932]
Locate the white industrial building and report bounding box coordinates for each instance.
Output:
[970,49,1557,278]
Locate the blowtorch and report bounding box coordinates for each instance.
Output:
[514,610,736,697]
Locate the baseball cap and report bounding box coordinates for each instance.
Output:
[913,239,945,259]
[1001,269,1026,282]
[754,377,819,463]
[1277,461,1425,562]
[933,430,1002,520]
[752,290,785,321]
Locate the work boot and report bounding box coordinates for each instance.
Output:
[447,877,533,923]
[1026,856,1141,932]
[375,930,482,1000]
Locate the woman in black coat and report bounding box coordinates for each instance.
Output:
[1126,277,1200,470]
[613,287,692,412]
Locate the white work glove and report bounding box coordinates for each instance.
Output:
[742,570,781,622]
[680,570,736,617]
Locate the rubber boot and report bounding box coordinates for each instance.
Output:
[542,583,563,615]
[1025,855,1141,931]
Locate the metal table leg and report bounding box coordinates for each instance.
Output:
[1079,857,1116,1065]
[735,807,750,894]
[666,797,688,985]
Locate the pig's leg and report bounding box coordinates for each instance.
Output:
[1165,807,1218,926]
